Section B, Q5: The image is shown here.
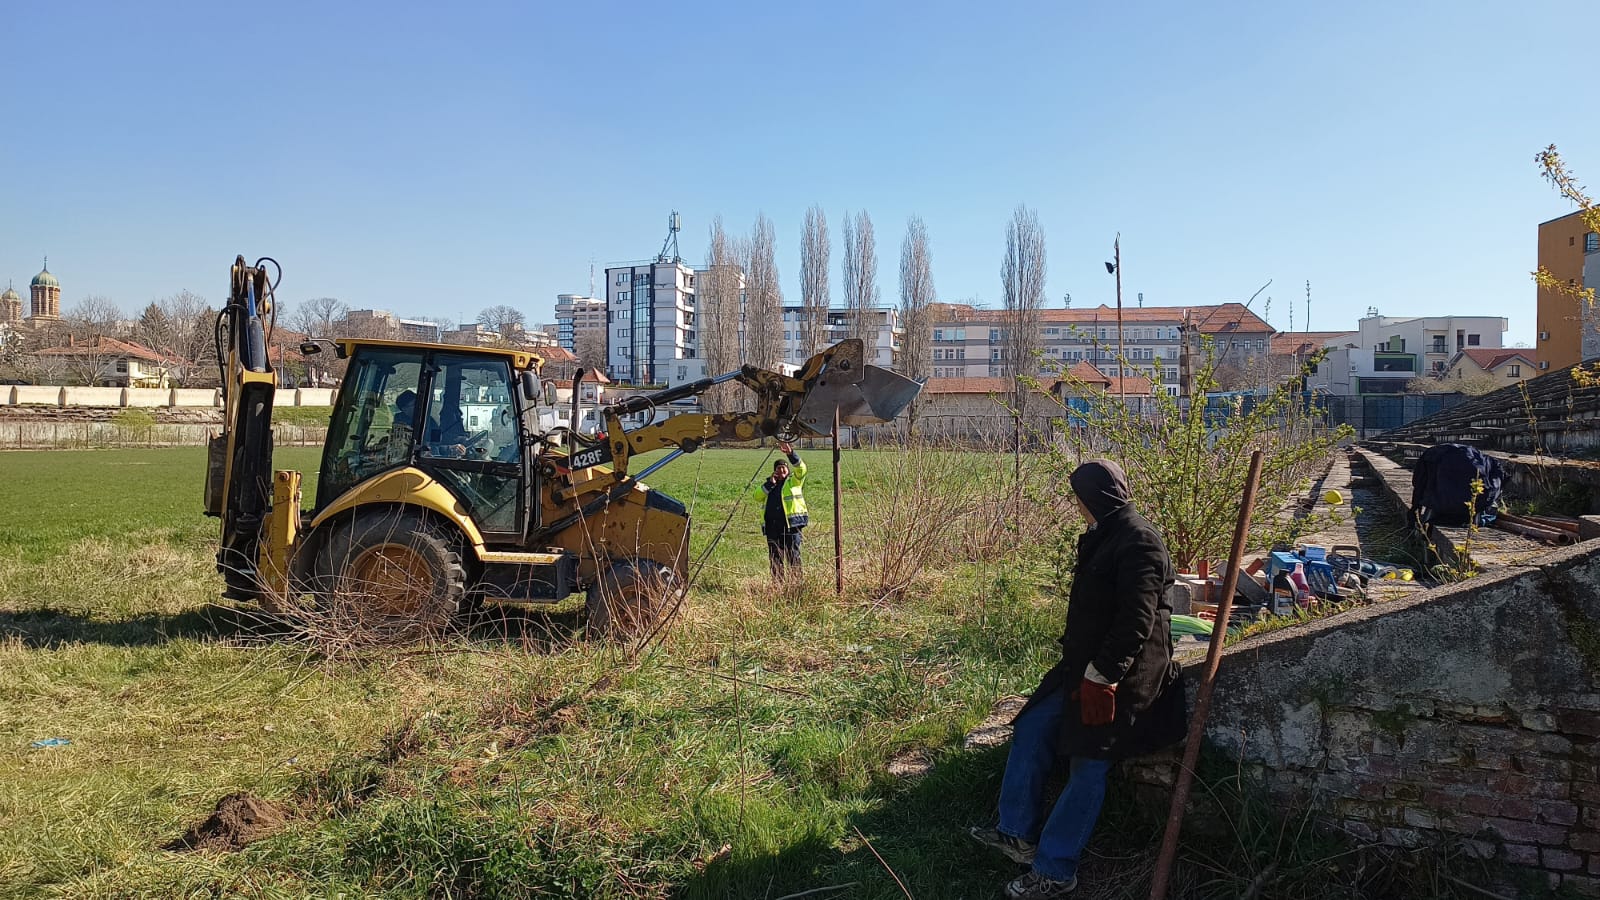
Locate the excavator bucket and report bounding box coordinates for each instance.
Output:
[793,341,924,434]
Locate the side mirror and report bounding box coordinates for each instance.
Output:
[519,371,539,404]
[543,382,558,406]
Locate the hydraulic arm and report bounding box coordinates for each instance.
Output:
[204,257,278,601]
[571,339,922,478]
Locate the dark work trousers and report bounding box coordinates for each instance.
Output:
[767,530,802,578]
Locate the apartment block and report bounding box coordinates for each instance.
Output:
[604,260,702,386]
[1536,210,1600,371]
[926,302,1273,395]
[554,294,606,353]
[1303,314,1507,396]
[778,305,902,369]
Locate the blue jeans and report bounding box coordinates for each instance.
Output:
[997,686,1112,882]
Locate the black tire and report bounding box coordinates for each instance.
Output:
[310,508,467,642]
[585,559,681,642]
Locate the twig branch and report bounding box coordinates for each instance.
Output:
[659,663,810,698]
[853,826,913,900]
[772,884,859,900]
[1440,873,1516,900]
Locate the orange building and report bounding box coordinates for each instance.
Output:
[1535,210,1599,371]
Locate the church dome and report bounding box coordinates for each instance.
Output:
[32,266,58,289]
[1,285,19,302]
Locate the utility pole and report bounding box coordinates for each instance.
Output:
[1114,235,1125,403]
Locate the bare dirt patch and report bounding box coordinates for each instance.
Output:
[163,791,291,853]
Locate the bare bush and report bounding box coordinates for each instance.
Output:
[847,440,1064,602]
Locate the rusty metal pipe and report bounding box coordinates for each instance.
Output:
[1149,449,1265,900]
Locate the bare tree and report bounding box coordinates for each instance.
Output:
[288,296,348,339]
[800,205,831,358]
[1001,205,1047,428]
[842,210,880,356]
[744,213,784,373]
[699,217,746,413]
[478,305,526,338]
[573,328,608,373]
[136,290,214,371]
[898,216,936,435]
[48,295,129,384]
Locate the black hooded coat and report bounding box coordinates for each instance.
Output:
[1020,459,1188,760]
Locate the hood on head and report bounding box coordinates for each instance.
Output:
[1069,459,1132,521]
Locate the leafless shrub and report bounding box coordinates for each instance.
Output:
[847,439,1062,602]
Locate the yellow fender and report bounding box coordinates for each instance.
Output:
[307,467,488,556]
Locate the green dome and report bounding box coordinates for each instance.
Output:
[31,268,58,289]
[1,286,19,302]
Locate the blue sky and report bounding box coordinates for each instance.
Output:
[3,0,1596,345]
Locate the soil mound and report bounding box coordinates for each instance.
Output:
[163,791,289,852]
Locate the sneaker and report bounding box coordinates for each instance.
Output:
[968,825,1036,864]
[1005,871,1078,899]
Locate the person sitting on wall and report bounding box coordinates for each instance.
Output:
[969,459,1188,899]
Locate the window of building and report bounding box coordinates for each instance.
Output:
[1588,233,1600,253]
[991,349,1001,360]
[933,329,943,342]
[956,349,965,360]
[1468,334,1480,346]
[1508,365,1521,377]
[934,349,943,360]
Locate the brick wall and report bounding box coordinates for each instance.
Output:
[1127,539,1600,894]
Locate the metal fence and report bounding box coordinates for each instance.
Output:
[1314,393,1469,438]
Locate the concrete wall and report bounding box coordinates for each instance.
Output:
[1,386,335,409]
[1129,539,1600,893]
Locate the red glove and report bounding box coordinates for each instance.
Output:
[1077,679,1117,726]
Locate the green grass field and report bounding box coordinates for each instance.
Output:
[0,446,1490,899]
[0,445,1094,898]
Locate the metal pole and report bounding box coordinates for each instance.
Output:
[1149,449,1265,900]
[832,407,844,595]
[1115,234,1125,404]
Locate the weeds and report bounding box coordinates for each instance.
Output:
[1029,336,1352,571]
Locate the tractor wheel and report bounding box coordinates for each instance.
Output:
[585,559,681,642]
[311,509,466,642]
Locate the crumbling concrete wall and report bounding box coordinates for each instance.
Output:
[1131,539,1600,893]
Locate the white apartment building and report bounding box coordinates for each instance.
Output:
[399,319,441,342]
[1304,313,1508,396]
[554,294,605,353]
[779,305,902,369]
[928,302,1273,395]
[605,260,703,386]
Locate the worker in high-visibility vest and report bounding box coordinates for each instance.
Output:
[759,441,808,579]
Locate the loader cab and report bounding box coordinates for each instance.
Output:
[316,340,536,538]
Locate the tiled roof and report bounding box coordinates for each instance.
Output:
[1454,348,1534,371]
[1269,331,1353,356]
[922,377,1015,395]
[34,336,180,365]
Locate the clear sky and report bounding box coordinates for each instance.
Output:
[4,0,1596,345]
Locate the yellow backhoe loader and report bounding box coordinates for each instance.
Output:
[204,256,921,638]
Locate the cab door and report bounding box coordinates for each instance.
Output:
[414,353,524,537]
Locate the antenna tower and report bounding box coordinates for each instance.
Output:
[657,211,682,263]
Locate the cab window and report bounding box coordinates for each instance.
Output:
[317,349,422,508]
